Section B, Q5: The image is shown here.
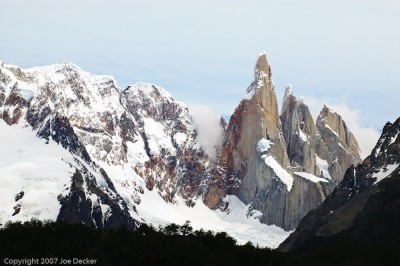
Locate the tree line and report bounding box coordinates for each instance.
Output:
[1,219,397,265]
[0,219,278,266]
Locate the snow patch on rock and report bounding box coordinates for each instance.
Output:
[294,172,329,183]
[127,139,150,166]
[262,155,293,191]
[142,117,175,156]
[298,129,308,143]
[372,164,399,185]
[173,132,187,146]
[316,156,332,179]
[257,138,272,153]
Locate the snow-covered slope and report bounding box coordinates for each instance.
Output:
[0,120,73,222]
[0,120,289,248]
[0,60,290,247]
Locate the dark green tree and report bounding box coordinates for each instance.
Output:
[179,220,193,236]
[164,223,179,236]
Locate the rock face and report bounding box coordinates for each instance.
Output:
[205,53,362,230]
[0,62,211,228]
[281,85,317,174]
[316,105,361,185]
[121,83,210,204]
[279,117,400,251]
[206,54,291,229]
[281,90,362,185]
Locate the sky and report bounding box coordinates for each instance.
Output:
[1,0,399,157]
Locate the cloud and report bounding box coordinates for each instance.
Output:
[189,104,224,161]
[300,96,380,159]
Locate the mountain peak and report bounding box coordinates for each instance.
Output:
[317,104,362,169]
[254,52,271,80]
[284,84,293,97]
[27,61,82,73]
[281,84,297,118]
[321,104,336,115]
[124,82,173,101]
[244,53,274,100]
[318,105,342,123]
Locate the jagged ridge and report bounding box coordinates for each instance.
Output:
[279,117,400,251]
[205,53,362,230]
[0,62,211,229]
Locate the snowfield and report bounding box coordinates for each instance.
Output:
[0,122,290,248]
[100,162,291,248]
[135,191,290,248]
[0,120,74,223]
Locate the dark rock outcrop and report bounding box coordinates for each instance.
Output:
[12,204,21,216]
[57,167,138,230]
[15,191,24,202]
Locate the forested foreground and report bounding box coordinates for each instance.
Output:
[0,219,398,266]
[0,219,279,266]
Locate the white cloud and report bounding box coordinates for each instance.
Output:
[189,104,224,161]
[300,96,379,159]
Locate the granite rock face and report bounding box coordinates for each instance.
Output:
[316,105,362,185]
[206,53,362,230]
[206,54,290,228]
[279,117,400,251]
[281,85,318,174]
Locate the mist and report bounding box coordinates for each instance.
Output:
[189,105,224,161]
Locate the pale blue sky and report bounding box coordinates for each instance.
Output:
[1,0,399,147]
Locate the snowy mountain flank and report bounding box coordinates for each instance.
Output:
[0,55,362,247]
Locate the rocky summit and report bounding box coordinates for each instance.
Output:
[205,53,362,230]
